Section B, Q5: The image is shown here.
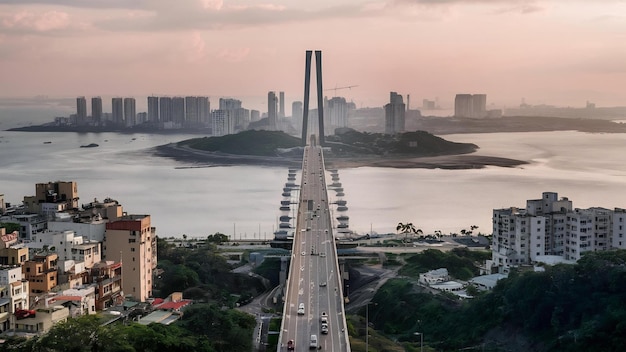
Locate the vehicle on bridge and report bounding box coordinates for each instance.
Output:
[298,303,305,315]
[287,339,294,350]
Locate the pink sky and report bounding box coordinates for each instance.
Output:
[1,0,625,112]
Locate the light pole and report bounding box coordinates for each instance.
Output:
[366,302,377,352]
[414,332,423,352]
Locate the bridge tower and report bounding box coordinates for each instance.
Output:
[301,50,325,146]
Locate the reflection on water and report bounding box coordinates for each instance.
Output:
[1,130,626,238]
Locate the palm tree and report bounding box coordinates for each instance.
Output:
[396,222,423,246]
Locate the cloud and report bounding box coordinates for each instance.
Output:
[217,47,251,63]
[1,10,71,32]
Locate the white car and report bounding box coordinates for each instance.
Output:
[298,303,305,315]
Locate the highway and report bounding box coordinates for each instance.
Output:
[278,143,351,351]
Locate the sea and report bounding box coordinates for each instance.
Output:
[2,105,626,239]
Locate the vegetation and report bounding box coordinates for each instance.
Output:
[325,129,477,156]
[0,304,255,352]
[0,222,20,234]
[155,236,265,305]
[178,130,301,156]
[398,248,491,280]
[363,250,626,351]
[396,222,423,245]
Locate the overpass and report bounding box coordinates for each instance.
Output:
[277,142,351,351]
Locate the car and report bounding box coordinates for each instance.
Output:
[320,252,326,257]
[298,303,305,315]
[309,334,319,349]
[301,251,306,256]
[321,322,329,334]
[319,282,327,287]
[287,339,295,350]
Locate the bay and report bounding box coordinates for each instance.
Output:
[1,129,626,239]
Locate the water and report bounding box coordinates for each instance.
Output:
[1,129,626,239]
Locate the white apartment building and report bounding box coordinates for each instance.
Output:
[489,192,624,273]
[29,230,101,269]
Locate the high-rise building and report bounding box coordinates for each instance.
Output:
[292,101,303,133]
[211,110,234,136]
[91,97,102,125]
[159,97,173,123]
[112,98,123,124]
[198,96,210,126]
[268,91,278,130]
[172,97,185,125]
[104,215,157,302]
[279,91,285,118]
[185,96,199,125]
[488,191,624,274]
[250,110,260,122]
[384,92,405,134]
[454,94,487,118]
[219,98,242,110]
[76,97,87,126]
[327,97,351,133]
[147,96,159,123]
[123,98,136,127]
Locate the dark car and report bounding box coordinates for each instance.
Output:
[287,339,295,350]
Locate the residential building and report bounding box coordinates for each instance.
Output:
[172,97,185,126]
[147,96,159,123]
[384,92,405,134]
[0,228,28,265]
[13,305,69,334]
[211,110,234,136]
[91,97,103,125]
[112,98,123,124]
[22,253,58,296]
[29,230,101,269]
[279,91,285,118]
[104,215,156,302]
[454,94,487,118]
[327,97,351,133]
[76,96,87,126]
[159,97,173,123]
[489,191,626,273]
[268,91,278,130]
[123,98,136,127]
[90,260,123,310]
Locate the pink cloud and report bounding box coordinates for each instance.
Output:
[216,47,251,63]
[2,10,71,32]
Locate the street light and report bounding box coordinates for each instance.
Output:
[366,302,377,352]
[414,332,423,352]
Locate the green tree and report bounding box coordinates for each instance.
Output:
[397,222,423,246]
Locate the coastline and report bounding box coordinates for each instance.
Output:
[154,143,527,170]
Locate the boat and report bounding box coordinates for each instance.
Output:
[337,206,348,211]
[279,222,292,229]
[337,223,349,229]
[281,200,292,205]
[336,215,349,221]
[279,215,292,222]
[336,192,345,197]
[280,206,290,211]
[334,188,344,192]
[282,192,291,197]
[43,141,52,144]
[80,143,99,148]
[335,200,347,206]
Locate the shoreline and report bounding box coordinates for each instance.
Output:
[154,143,527,170]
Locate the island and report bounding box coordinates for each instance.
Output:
[154,129,527,169]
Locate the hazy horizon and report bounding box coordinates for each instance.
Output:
[1,1,625,112]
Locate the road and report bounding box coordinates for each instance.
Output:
[278,144,350,351]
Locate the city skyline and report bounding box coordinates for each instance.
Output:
[1,1,625,111]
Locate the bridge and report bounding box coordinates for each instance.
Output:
[277,143,351,351]
[277,50,351,351]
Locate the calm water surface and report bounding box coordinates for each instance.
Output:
[1,130,626,238]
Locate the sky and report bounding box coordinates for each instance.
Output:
[1,0,625,112]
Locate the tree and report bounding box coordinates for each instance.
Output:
[396,222,423,246]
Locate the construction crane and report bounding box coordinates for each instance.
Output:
[324,85,358,97]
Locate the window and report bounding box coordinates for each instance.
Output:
[131,248,135,252]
